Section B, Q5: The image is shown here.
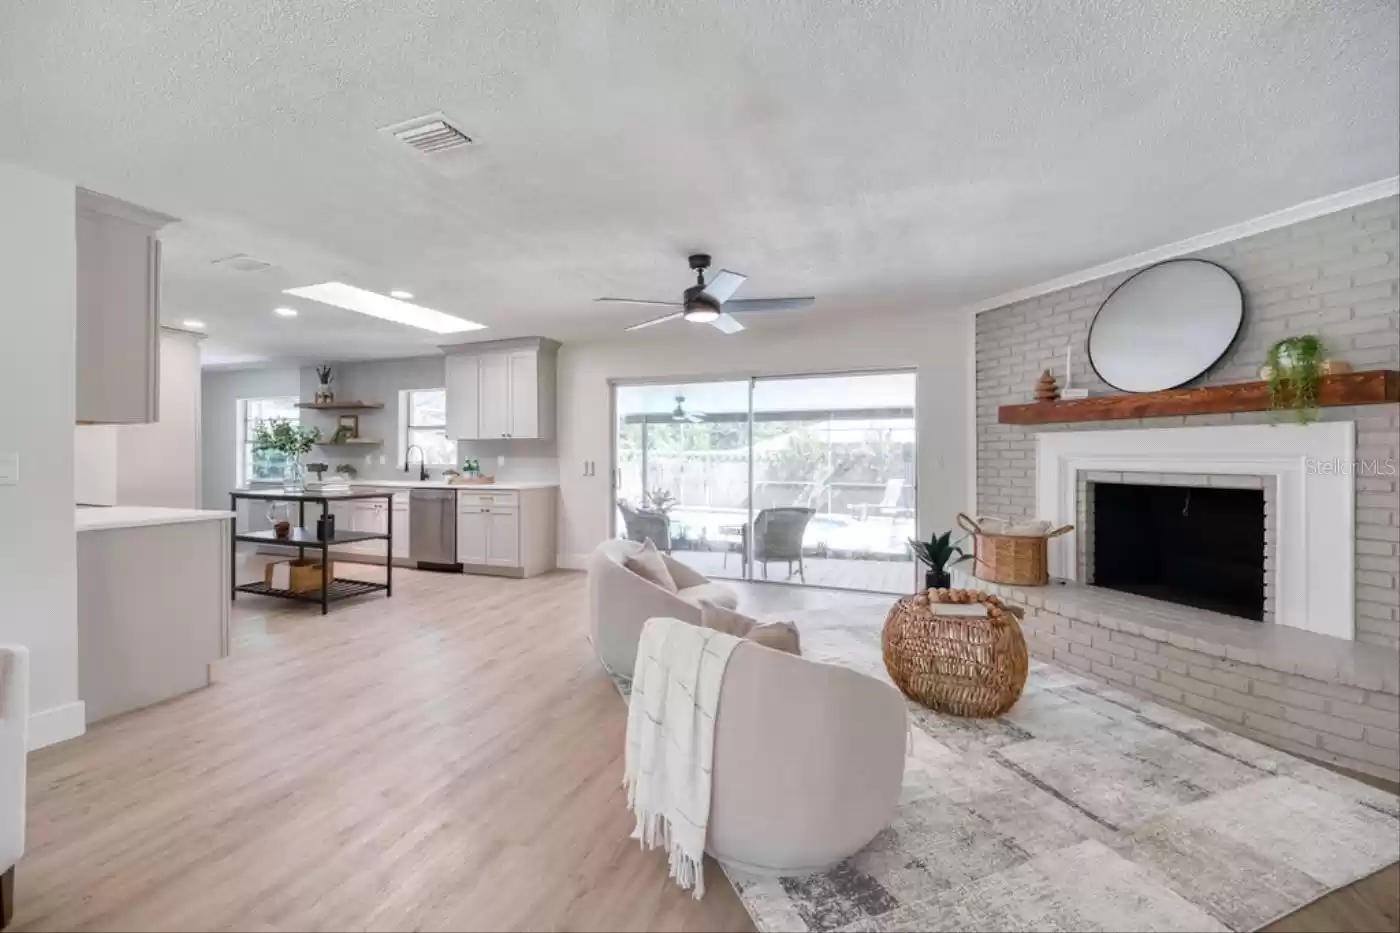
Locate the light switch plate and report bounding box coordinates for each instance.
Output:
[0,453,17,485]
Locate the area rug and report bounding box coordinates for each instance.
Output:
[608,604,1400,932]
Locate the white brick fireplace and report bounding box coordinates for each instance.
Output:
[1035,422,1356,640]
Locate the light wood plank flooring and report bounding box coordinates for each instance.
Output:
[13,567,1397,932]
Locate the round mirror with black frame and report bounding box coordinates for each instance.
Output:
[1087,259,1244,393]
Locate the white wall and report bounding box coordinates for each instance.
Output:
[77,329,205,507]
[555,308,975,565]
[200,366,301,508]
[0,162,83,747]
[115,330,204,506]
[74,425,118,505]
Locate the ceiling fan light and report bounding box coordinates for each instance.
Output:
[683,305,721,324]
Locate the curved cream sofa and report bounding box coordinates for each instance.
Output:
[587,540,907,875]
[587,538,739,678]
[708,641,907,874]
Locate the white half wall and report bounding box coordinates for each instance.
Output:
[555,309,974,566]
[0,162,83,748]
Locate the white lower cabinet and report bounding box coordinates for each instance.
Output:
[456,509,490,565]
[391,496,410,560]
[456,487,555,577]
[485,508,520,566]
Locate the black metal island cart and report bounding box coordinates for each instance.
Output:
[229,488,394,614]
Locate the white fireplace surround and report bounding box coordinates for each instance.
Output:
[1036,423,1356,641]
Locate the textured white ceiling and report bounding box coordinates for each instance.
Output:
[1,0,1396,366]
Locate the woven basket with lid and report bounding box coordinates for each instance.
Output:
[881,588,1029,717]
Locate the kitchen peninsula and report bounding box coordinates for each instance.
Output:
[76,505,233,724]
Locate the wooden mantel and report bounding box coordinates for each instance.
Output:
[998,370,1400,425]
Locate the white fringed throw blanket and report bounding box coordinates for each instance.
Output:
[623,616,742,898]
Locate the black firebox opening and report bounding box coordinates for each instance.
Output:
[1091,483,1265,621]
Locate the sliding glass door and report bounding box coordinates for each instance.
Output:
[614,381,751,580]
[613,370,917,593]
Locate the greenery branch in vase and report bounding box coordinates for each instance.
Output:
[908,530,973,590]
[251,419,322,489]
[1263,335,1325,424]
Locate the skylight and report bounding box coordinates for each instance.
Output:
[282,282,486,335]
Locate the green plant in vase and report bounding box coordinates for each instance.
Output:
[251,418,321,487]
[908,529,973,590]
[1264,335,1326,423]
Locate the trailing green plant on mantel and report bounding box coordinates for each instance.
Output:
[1264,335,1326,424]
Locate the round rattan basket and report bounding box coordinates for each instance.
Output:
[881,588,1029,717]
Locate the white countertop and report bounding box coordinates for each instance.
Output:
[347,480,559,490]
[76,506,236,533]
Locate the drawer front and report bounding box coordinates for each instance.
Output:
[457,490,519,510]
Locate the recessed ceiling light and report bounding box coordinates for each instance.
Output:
[274,307,299,317]
[389,289,414,300]
[182,319,206,330]
[282,282,485,334]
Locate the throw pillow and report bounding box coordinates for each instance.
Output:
[744,620,802,656]
[699,600,755,637]
[699,601,801,656]
[624,538,678,593]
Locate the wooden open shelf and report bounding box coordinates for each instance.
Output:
[313,438,382,446]
[998,370,1399,425]
[295,400,384,410]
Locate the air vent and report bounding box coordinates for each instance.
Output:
[210,253,273,273]
[382,113,473,154]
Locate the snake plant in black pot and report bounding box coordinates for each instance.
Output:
[909,530,973,590]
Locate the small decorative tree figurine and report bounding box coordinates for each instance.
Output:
[1035,369,1060,403]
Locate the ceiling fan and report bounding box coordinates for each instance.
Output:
[671,394,705,423]
[596,253,816,334]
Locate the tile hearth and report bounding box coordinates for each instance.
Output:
[953,570,1400,783]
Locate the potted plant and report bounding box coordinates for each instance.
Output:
[1263,335,1326,423]
[908,529,972,590]
[315,364,334,404]
[251,418,321,488]
[644,487,677,516]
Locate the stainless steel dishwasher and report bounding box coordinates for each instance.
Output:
[409,488,462,571]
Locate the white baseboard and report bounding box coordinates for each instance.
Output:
[28,701,86,751]
[557,553,589,571]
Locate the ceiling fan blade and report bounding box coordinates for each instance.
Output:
[723,296,816,313]
[624,311,685,331]
[710,313,745,335]
[596,298,684,307]
[700,269,747,305]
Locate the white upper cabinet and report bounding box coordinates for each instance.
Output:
[507,350,540,439]
[444,354,480,441]
[75,189,176,425]
[442,338,558,440]
[478,352,512,438]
